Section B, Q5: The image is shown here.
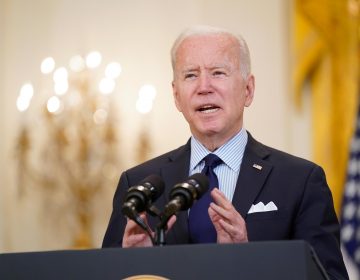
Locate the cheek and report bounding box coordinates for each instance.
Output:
[231,84,248,104]
[174,93,192,114]
[173,93,182,112]
[175,85,194,110]
[173,84,185,111]
[174,101,182,112]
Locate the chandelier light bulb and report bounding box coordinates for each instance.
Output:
[41,57,55,74]
[16,96,31,112]
[16,83,34,112]
[99,78,115,95]
[105,62,122,79]
[138,84,157,101]
[47,96,61,113]
[19,83,34,100]
[86,51,102,69]
[54,81,69,95]
[53,67,68,83]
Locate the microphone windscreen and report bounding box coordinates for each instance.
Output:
[140,174,165,199]
[188,173,209,196]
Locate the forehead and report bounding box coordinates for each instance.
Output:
[175,34,240,68]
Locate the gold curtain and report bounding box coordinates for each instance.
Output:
[293,0,360,214]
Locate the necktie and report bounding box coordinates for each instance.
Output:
[188,153,223,243]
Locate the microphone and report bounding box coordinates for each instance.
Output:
[122,174,165,220]
[163,173,209,218]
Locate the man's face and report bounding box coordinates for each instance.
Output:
[172,34,254,146]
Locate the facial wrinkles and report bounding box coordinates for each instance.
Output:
[177,42,241,110]
[179,42,240,80]
[176,36,241,94]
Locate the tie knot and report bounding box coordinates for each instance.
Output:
[203,154,222,169]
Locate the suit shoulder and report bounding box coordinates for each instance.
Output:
[251,136,319,171]
[250,138,327,185]
[123,142,189,179]
[264,145,320,169]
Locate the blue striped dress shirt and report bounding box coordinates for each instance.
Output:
[189,128,248,202]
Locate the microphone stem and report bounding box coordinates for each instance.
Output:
[155,226,166,246]
[126,208,156,246]
[155,196,185,245]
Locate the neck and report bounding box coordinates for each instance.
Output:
[195,129,243,152]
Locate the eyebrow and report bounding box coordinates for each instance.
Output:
[181,64,230,73]
[181,66,199,73]
[208,64,232,71]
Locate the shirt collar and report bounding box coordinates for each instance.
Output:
[190,128,248,172]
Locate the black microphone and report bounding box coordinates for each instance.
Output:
[122,175,165,220]
[163,173,209,218]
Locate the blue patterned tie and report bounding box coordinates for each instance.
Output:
[188,154,223,243]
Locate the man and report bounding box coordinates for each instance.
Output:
[103,26,348,279]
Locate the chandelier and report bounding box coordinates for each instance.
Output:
[15,51,123,248]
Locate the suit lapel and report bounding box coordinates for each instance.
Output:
[232,133,273,219]
[160,140,191,243]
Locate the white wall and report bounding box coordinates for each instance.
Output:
[0,0,315,252]
[0,0,6,252]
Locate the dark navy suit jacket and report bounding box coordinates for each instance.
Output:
[102,133,348,279]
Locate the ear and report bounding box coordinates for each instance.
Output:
[172,81,182,112]
[244,74,255,107]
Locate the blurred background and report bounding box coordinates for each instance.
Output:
[1,0,359,278]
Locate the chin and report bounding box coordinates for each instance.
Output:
[199,127,221,137]
[191,120,223,136]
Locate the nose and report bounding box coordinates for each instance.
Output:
[197,73,212,94]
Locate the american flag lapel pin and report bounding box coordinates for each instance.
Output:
[252,164,263,170]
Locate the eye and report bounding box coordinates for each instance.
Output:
[184,73,197,80]
[213,70,226,77]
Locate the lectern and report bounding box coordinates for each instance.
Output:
[0,240,328,280]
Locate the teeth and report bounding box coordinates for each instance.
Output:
[199,105,219,113]
[201,108,218,114]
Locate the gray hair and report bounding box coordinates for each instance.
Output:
[171,25,251,79]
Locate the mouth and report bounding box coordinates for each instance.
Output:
[197,104,220,114]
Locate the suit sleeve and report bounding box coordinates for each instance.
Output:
[293,165,348,280]
[102,172,129,248]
